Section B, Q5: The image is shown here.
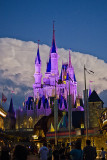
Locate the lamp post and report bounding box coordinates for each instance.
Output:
[68,80,71,146]
[84,65,88,139]
[54,78,58,145]
[68,76,73,146]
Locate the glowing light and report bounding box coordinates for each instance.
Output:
[63,81,66,84]
[37,143,40,149]
[103,119,107,124]
[49,123,55,132]
[81,123,84,128]
[32,135,38,139]
[0,111,6,117]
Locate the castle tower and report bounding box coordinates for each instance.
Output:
[4,98,16,129]
[65,50,77,106]
[88,90,103,128]
[68,50,74,80]
[51,22,58,76]
[33,42,42,99]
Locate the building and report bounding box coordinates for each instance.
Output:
[0,104,7,130]
[15,23,81,131]
[4,24,107,155]
[4,98,16,130]
[88,90,104,128]
[33,23,77,113]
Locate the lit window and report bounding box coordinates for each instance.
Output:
[81,123,84,128]
[63,81,66,84]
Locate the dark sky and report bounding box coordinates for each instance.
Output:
[0,0,107,62]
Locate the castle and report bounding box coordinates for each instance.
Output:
[3,25,107,155]
[33,23,77,112]
[13,24,82,130]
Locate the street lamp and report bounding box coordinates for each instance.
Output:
[54,79,58,145]
[68,76,73,146]
[84,65,94,139]
[84,65,88,139]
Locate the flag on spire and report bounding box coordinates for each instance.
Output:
[2,93,7,103]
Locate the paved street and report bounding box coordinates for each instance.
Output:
[27,154,39,160]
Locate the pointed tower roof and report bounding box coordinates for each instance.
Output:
[51,21,56,53]
[74,73,76,82]
[66,72,69,80]
[69,50,72,68]
[48,123,55,132]
[8,98,15,114]
[88,90,104,103]
[46,57,51,72]
[35,42,41,64]
[57,111,68,130]
[89,88,92,97]
[59,69,62,80]
[62,63,68,71]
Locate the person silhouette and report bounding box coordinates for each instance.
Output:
[100,147,106,160]
[12,145,28,160]
[39,142,49,160]
[70,139,83,160]
[83,139,97,160]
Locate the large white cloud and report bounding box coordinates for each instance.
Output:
[0,38,107,109]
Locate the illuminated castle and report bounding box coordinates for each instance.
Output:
[3,25,107,153]
[15,24,82,130]
[33,23,77,116]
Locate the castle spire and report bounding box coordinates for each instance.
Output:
[35,40,41,64]
[8,98,15,115]
[69,49,72,68]
[51,21,56,53]
[53,21,55,42]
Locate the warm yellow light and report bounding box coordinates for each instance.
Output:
[24,122,27,126]
[81,123,84,128]
[103,119,107,124]
[49,123,55,132]
[32,135,38,140]
[37,143,40,149]
[0,111,6,117]
[29,117,33,122]
[63,81,66,84]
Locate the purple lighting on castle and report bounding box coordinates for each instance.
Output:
[32,25,78,117]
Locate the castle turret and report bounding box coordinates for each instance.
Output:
[33,43,42,99]
[8,98,15,116]
[34,43,42,85]
[68,50,74,80]
[5,98,16,130]
[66,50,77,106]
[51,22,58,76]
[88,90,104,128]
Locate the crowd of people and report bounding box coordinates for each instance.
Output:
[38,139,105,160]
[0,139,106,160]
[0,144,28,160]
